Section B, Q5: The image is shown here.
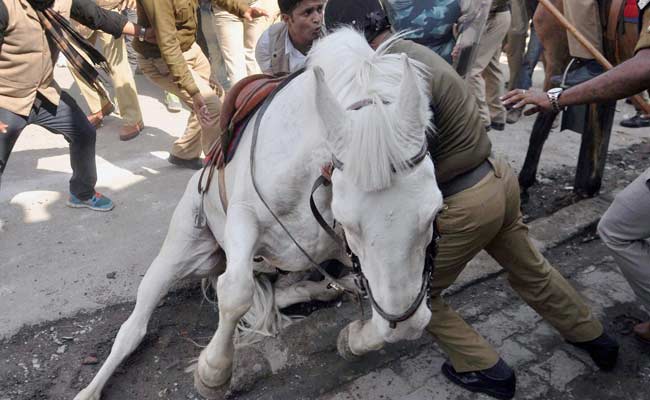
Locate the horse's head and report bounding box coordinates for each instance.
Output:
[308,29,443,347]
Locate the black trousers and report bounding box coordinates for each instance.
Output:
[0,92,97,200]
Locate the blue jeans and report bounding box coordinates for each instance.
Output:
[514,24,543,90]
[0,92,98,200]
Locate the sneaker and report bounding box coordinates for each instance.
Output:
[620,114,650,128]
[441,358,516,400]
[164,92,182,113]
[506,108,522,124]
[120,121,144,141]
[490,122,506,131]
[567,332,619,371]
[67,192,114,212]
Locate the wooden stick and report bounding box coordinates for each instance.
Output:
[538,0,650,115]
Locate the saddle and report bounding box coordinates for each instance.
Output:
[210,73,288,168]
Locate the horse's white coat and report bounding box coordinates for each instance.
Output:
[74,28,442,400]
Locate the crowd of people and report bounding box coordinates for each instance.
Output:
[0,1,648,399]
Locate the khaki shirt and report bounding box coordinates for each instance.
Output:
[388,40,491,184]
[0,0,71,116]
[636,1,650,53]
[133,0,248,96]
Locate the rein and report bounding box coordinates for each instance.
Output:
[310,142,439,329]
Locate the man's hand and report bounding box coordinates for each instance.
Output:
[501,88,553,116]
[119,0,136,11]
[144,28,157,44]
[192,93,217,127]
[451,43,461,63]
[242,6,269,21]
[0,121,7,134]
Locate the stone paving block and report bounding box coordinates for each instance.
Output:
[401,373,467,400]
[529,350,587,391]
[514,322,559,353]
[340,367,415,400]
[502,304,543,332]
[473,312,523,347]
[497,339,536,368]
[576,268,637,304]
[516,371,550,400]
[391,347,445,388]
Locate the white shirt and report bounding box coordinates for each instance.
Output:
[255,24,307,74]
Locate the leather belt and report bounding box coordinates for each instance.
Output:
[439,159,492,198]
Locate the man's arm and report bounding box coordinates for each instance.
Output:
[70,0,129,38]
[255,28,273,74]
[501,49,650,114]
[212,0,269,21]
[0,0,8,48]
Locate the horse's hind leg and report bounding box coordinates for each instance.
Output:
[74,177,224,400]
[195,205,258,397]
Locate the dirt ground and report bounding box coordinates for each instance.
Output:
[1,141,649,400]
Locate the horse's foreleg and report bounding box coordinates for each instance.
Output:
[274,274,357,309]
[195,206,258,396]
[74,182,224,400]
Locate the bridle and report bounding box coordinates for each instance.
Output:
[309,98,440,329]
[212,68,440,330]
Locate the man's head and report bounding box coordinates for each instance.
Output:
[279,0,325,52]
[324,0,391,44]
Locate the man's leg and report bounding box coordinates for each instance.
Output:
[243,0,279,76]
[0,108,29,188]
[96,31,143,127]
[469,11,511,128]
[506,0,529,91]
[598,168,650,313]
[213,6,247,85]
[485,158,604,342]
[30,93,113,210]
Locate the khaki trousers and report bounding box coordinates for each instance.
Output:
[70,31,143,125]
[563,0,603,59]
[427,157,603,372]
[137,43,222,160]
[506,0,529,91]
[213,0,279,85]
[468,11,511,126]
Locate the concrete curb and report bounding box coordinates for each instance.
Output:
[223,192,616,396]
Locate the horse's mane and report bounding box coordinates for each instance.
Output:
[307,28,433,191]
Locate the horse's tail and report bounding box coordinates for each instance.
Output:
[201,273,293,347]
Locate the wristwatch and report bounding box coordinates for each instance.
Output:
[547,87,564,113]
[138,26,147,42]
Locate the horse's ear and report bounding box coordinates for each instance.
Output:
[313,67,348,154]
[397,54,426,138]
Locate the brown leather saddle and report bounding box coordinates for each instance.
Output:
[208,73,288,168]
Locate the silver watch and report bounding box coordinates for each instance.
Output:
[547,87,564,113]
[138,26,147,42]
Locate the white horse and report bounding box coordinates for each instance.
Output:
[74,28,443,400]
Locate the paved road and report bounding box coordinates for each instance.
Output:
[0,63,648,340]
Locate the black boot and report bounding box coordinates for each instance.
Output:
[441,358,516,400]
[568,332,619,371]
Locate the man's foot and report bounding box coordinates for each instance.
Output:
[120,121,144,141]
[553,59,604,87]
[164,92,182,113]
[506,108,522,124]
[67,192,114,212]
[87,103,115,128]
[490,121,505,131]
[168,154,203,170]
[441,359,516,400]
[620,114,650,128]
[567,332,619,371]
[633,321,650,344]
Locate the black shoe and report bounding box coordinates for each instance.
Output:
[168,154,203,170]
[441,359,516,400]
[490,122,506,131]
[552,59,604,87]
[568,332,619,371]
[485,125,492,132]
[620,114,650,128]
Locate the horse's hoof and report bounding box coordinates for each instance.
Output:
[337,324,360,361]
[193,368,225,400]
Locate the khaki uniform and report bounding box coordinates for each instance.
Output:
[635,1,650,53]
[563,0,603,59]
[390,40,603,372]
[134,0,231,160]
[70,0,142,125]
[468,6,511,127]
[213,0,279,85]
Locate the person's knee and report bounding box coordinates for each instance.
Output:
[597,208,628,250]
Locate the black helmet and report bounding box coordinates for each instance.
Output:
[324,0,391,43]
